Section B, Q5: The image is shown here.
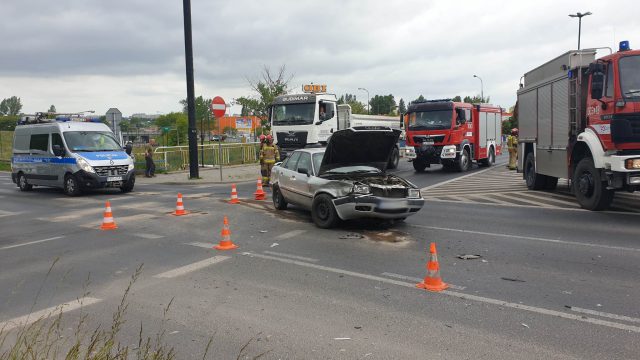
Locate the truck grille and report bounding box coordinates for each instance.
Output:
[611,114,640,144]
[94,165,129,177]
[413,135,446,144]
[276,131,308,147]
[371,187,407,198]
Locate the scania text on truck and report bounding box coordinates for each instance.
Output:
[403,99,502,172]
[517,41,640,210]
[269,84,401,168]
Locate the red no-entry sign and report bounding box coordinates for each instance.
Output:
[210,96,226,118]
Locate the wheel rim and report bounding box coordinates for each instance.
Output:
[66,178,76,193]
[20,176,27,188]
[490,150,495,164]
[461,151,469,169]
[577,172,594,197]
[316,201,329,221]
[274,189,281,206]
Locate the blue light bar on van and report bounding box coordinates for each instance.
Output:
[56,116,72,122]
[619,40,630,52]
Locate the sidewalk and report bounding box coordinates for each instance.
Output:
[137,164,260,185]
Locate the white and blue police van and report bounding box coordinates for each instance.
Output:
[11,114,135,196]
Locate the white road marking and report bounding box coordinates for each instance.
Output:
[568,306,640,324]
[263,250,319,262]
[186,242,215,249]
[242,252,640,333]
[0,210,25,218]
[133,233,165,239]
[0,236,65,251]
[153,256,230,279]
[0,297,102,332]
[408,224,640,253]
[276,230,307,240]
[491,192,559,207]
[381,272,466,290]
[420,167,495,191]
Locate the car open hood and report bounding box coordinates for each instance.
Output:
[319,127,401,176]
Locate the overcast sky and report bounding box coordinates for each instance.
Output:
[1,0,638,116]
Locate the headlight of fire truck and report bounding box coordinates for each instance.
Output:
[625,159,640,170]
[441,145,457,159]
[76,157,95,173]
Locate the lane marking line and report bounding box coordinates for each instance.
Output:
[0,210,25,218]
[567,306,640,324]
[133,233,165,239]
[381,272,466,290]
[420,167,496,191]
[0,236,65,251]
[242,252,640,333]
[408,224,640,253]
[263,250,319,262]
[153,256,230,279]
[0,297,102,332]
[276,230,307,240]
[185,242,216,249]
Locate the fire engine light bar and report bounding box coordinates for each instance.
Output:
[625,159,640,170]
[619,40,630,52]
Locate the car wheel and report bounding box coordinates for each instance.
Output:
[120,174,135,193]
[387,148,400,169]
[412,159,427,172]
[573,157,614,210]
[311,194,339,229]
[456,148,471,172]
[18,173,33,191]
[63,174,82,196]
[272,185,288,210]
[524,152,547,190]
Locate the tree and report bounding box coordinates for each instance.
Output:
[338,93,367,115]
[451,96,462,102]
[398,98,406,114]
[119,119,131,133]
[155,112,188,146]
[0,96,22,116]
[463,95,490,104]
[48,105,56,113]
[235,65,292,129]
[369,94,396,115]
[408,95,426,106]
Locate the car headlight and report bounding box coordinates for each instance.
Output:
[128,162,135,171]
[353,184,370,194]
[76,157,95,173]
[408,188,421,198]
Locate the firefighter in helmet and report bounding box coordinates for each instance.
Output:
[258,134,267,182]
[507,128,518,170]
[260,134,280,186]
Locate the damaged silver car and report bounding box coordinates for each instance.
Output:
[271,127,425,228]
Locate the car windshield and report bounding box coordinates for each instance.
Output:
[312,152,324,176]
[323,165,381,175]
[408,110,453,130]
[619,55,640,98]
[272,103,315,125]
[63,131,122,152]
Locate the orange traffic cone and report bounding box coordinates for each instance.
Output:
[214,216,238,250]
[229,184,240,204]
[172,193,188,216]
[100,201,118,230]
[416,242,449,292]
[254,179,266,200]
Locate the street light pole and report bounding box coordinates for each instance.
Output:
[569,11,592,50]
[358,87,370,114]
[182,0,199,178]
[473,75,484,102]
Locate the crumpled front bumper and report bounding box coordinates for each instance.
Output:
[332,194,424,220]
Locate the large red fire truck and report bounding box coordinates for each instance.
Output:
[517,41,640,210]
[403,99,503,172]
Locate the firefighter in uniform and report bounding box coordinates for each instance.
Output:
[507,128,518,170]
[258,134,267,182]
[260,135,280,186]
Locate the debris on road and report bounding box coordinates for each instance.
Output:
[481,259,488,263]
[457,254,482,260]
[521,323,530,329]
[270,243,279,248]
[334,337,351,340]
[340,233,363,239]
[259,230,268,233]
[500,277,526,282]
[354,326,362,330]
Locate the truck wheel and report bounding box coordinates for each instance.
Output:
[412,159,427,172]
[573,158,614,211]
[544,176,558,190]
[387,148,400,170]
[17,173,33,191]
[63,174,82,196]
[479,148,495,167]
[272,185,288,210]
[311,194,339,229]
[456,148,471,172]
[524,152,547,190]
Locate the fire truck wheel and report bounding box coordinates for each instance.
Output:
[456,148,471,172]
[479,148,495,167]
[412,160,427,172]
[524,152,547,190]
[573,157,614,211]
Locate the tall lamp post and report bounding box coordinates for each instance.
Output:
[569,12,591,50]
[358,87,370,114]
[473,75,484,102]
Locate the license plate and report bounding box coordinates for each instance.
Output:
[424,140,434,145]
[107,176,123,182]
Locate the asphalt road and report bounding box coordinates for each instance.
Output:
[1,158,639,359]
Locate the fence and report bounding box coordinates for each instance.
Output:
[138,142,261,172]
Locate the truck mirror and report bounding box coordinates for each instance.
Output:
[591,72,604,100]
[52,144,65,157]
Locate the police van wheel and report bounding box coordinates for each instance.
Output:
[18,173,33,191]
[272,185,287,210]
[120,175,135,193]
[63,174,81,196]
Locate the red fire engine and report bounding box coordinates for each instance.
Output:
[403,99,503,172]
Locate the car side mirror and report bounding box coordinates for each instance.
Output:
[298,167,310,177]
[125,143,133,155]
[52,144,65,157]
[591,72,604,100]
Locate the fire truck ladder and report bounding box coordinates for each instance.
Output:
[568,75,579,136]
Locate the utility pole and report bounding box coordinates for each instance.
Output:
[473,75,484,102]
[182,0,199,178]
[569,12,592,50]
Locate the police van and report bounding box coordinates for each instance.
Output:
[11,113,135,196]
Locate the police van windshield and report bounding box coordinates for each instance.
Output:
[272,103,315,125]
[408,110,453,130]
[63,131,122,152]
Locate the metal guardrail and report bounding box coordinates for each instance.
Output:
[142,142,260,172]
